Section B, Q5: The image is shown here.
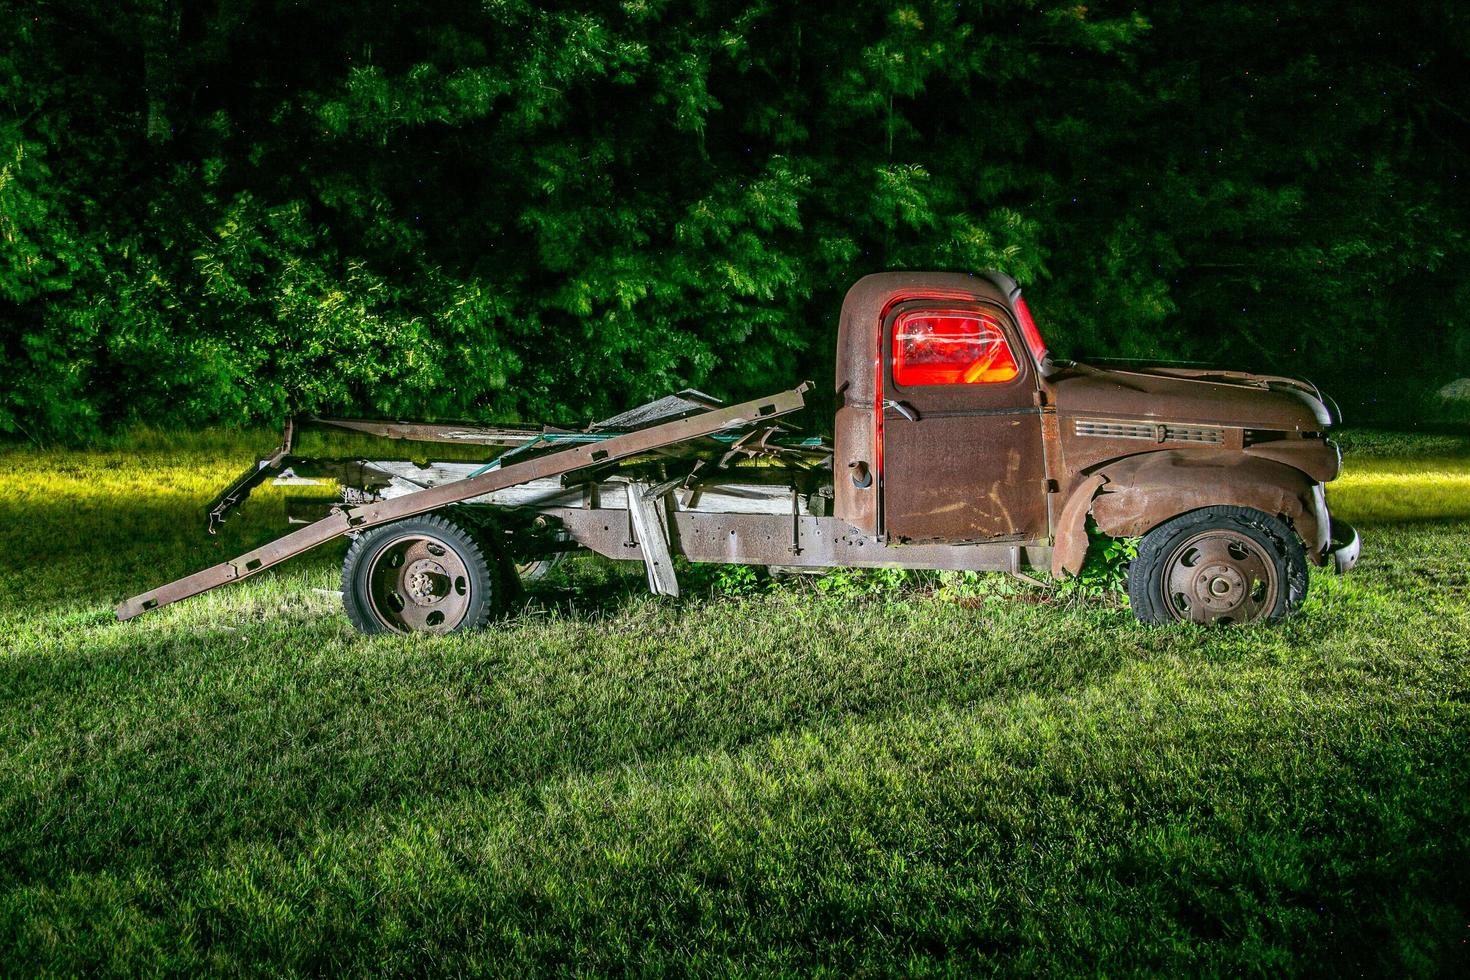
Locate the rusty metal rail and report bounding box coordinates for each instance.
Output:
[205,417,297,535]
[306,415,547,446]
[116,385,811,621]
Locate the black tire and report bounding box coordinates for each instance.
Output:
[1126,505,1308,625]
[341,514,503,635]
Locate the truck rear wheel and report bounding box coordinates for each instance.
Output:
[342,514,502,635]
[1126,506,1307,625]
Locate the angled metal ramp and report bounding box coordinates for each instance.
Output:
[116,385,810,621]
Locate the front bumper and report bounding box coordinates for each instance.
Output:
[1325,518,1360,574]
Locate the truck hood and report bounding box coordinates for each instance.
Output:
[1047,361,1333,431]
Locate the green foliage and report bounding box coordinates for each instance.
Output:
[2,1,1468,439]
[1056,523,1140,603]
[707,562,763,596]
[931,569,1027,604]
[812,565,913,599]
[693,563,917,600]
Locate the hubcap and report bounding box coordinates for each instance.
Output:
[365,535,472,634]
[404,558,450,604]
[1161,529,1277,625]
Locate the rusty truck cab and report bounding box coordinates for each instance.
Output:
[834,271,1049,545]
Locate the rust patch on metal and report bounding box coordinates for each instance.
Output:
[881,412,1046,542]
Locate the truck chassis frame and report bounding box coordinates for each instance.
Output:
[117,384,1050,622]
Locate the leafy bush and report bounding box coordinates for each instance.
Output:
[1056,523,1139,604]
[931,570,1028,605]
[812,567,913,599]
[3,1,1468,440]
[709,563,763,597]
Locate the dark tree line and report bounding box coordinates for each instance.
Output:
[2,0,1467,438]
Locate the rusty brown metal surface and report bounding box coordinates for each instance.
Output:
[1050,472,1107,576]
[880,409,1049,542]
[834,272,1016,411]
[1038,386,1065,533]
[590,389,724,431]
[826,269,1346,577]
[1031,334,1343,572]
[1048,364,1331,434]
[1082,450,1329,564]
[832,400,879,534]
[1046,364,1335,514]
[832,272,1014,536]
[116,385,812,620]
[879,299,1049,543]
[1051,446,1340,576]
[204,416,297,534]
[1242,437,1341,483]
[548,508,1052,573]
[310,415,546,446]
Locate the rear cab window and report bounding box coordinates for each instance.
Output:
[892,310,1019,386]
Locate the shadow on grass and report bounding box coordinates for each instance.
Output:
[0,579,1148,890]
[5,584,1467,975]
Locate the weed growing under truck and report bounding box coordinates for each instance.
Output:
[117,271,1360,632]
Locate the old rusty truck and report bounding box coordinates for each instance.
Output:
[117,271,1360,632]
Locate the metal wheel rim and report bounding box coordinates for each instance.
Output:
[1160,528,1278,625]
[365,534,473,634]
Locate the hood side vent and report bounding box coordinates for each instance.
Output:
[1075,419,1224,445]
[1074,420,1155,441]
[1162,425,1224,445]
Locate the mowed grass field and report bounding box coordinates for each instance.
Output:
[1,428,1467,975]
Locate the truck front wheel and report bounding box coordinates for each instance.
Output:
[1126,506,1308,625]
[342,514,503,634]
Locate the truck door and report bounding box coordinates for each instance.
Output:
[880,301,1049,542]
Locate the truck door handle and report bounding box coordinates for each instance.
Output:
[884,399,920,422]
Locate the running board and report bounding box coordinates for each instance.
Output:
[116,385,810,621]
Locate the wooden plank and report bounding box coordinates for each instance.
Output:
[626,481,680,597]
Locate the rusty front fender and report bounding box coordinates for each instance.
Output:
[1050,451,1330,576]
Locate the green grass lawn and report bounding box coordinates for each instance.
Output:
[2,428,1468,974]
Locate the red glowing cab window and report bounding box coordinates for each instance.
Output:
[892,311,1019,386]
